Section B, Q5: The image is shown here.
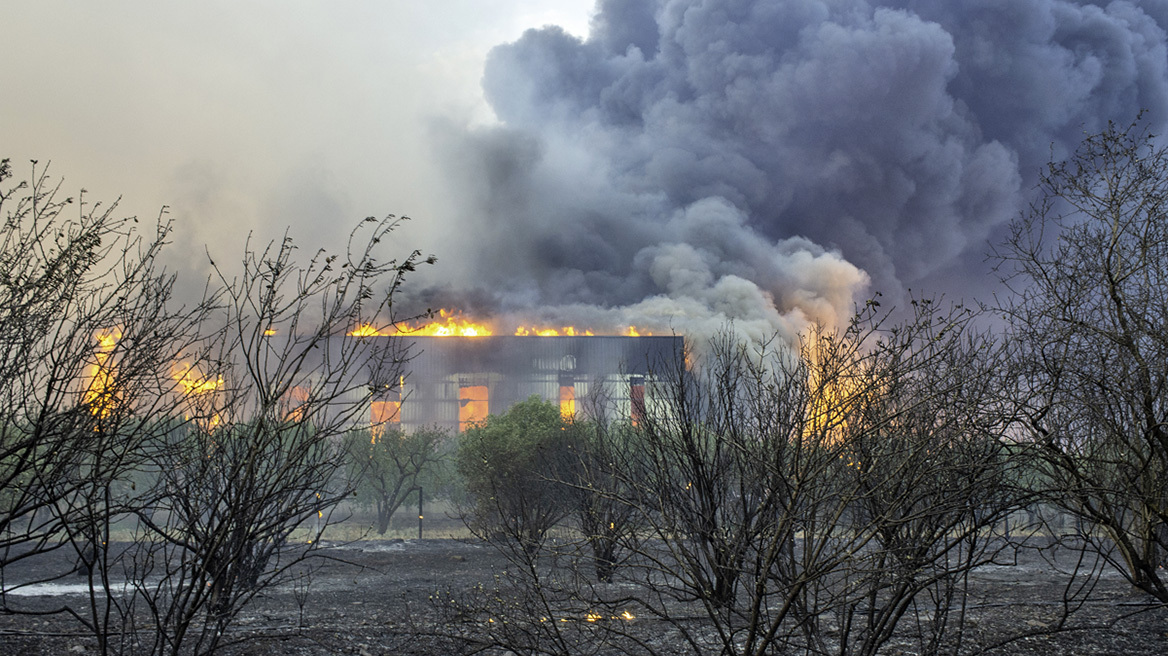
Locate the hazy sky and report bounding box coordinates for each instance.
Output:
[5,1,1168,344]
[0,0,595,275]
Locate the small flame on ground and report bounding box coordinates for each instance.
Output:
[537,610,635,623]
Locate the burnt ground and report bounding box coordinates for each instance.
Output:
[1,534,1166,656]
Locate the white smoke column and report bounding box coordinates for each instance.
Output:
[423,0,1168,350]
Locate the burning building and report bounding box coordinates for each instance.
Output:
[372,334,682,434]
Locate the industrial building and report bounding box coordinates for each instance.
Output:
[370,335,683,433]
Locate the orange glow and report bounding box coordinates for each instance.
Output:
[286,385,310,422]
[348,323,385,337]
[350,310,649,338]
[171,361,224,430]
[803,345,868,442]
[459,385,489,431]
[514,325,596,336]
[83,329,122,417]
[370,400,401,440]
[350,309,493,337]
[196,413,222,431]
[403,309,491,336]
[263,328,277,336]
[172,362,223,395]
[559,385,576,419]
[630,380,645,427]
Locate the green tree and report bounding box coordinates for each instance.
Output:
[457,396,574,555]
[344,426,447,535]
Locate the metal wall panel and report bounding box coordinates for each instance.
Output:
[383,336,682,433]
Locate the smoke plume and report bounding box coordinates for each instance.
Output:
[421,0,1168,344]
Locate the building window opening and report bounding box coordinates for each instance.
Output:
[629,376,645,427]
[370,400,401,441]
[459,384,489,431]
[559,384,576,420]
[286,385,310,423]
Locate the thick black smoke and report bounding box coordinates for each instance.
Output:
[426,0,1168,343]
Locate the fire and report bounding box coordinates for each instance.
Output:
[559,384,575,419]
[171,361,224,430]
[348,323,385,337]
[286,385,310,423]
[539,610,635,623]
[83,329,122,417]
[514,325,595,336]
[172,362,224,395]
[515,323,651,337]
[803,342,869,442]
[349,309,492,337]
[349,309,653,339]
[370,399,401,441]
[408,309,491,336]
[459,385,489,431]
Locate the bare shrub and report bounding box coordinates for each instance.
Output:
[994,118,1168,601]
[442,301,1019,656]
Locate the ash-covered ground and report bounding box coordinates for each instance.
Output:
[1,537,1165,655]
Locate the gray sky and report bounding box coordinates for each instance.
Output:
[5,1,1168,344]
[0,0,594,275]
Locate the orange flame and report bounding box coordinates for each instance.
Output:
[514,325,596,336]
[83,329,122,417]
[348,323,384,337]
[172,362,223,395]
[349,309,492,337]
[406,309,491,336]
[171,361,224,430]
[349,309,652,338]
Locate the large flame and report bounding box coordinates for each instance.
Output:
[559,384,575,419]
[172,361,224,430]
[349,309,492,337]
[515,325,594,336]
[172,362,224,395]
[83,328,122,418]
[349,309,651,338]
